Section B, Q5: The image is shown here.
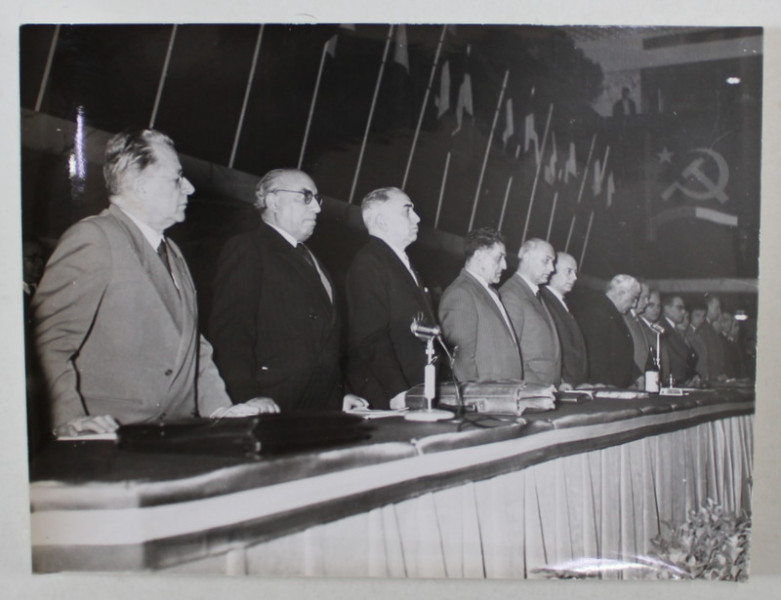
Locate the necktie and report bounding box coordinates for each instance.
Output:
[157,238,173,279]
[296,243,317,271]
[297,243,333,301]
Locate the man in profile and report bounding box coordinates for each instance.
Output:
[499,238,561,387]
[346,187,437,409]
[623,281,655,375]
[686,301,710,380]
[659,295,697,385]
[209,168,360,412]
[571,274,641,388]
[540,252,588,388]
[699,294,727,382]
[439,227,522,382]
[34,129,270,438]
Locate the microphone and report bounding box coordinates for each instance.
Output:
[648,322,665,335]
[410,319,441,340]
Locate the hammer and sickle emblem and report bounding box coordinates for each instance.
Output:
[661,148,729,204]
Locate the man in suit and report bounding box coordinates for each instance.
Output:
[623,282,655,374]
[699,294,728,383]
[439,227,522,382]
[612,86,637,117]
[209,168,362,412]
[571,274,641,388]
[499,238,561,387]
[540,252,587,388]
[345,187,438,409]
[659,295,697,385]
[686,302,710,380]
[33,130,270,438]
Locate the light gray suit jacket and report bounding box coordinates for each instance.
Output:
[438,269,523,382]
[500,273,562,386]
[33,205,231,429]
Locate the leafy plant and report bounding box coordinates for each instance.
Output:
[650,498,751,581]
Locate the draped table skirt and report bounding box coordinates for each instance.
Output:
[30,389,754,578]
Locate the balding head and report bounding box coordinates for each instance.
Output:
[255,168,321,242]
[516,238,556,285]
[605,274,641,315]
[361,187,420,251]
[547,252,578,295]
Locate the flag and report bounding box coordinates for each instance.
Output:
[393,24,409,72]
[524,112,540,165]
[324,34,337,58]
[451,46,473,136]
[606,172,615,207]
[435,61,450,118]
[592,147,610,196]
[544,132,558,185]
[564,141,577,183]
[501,98,514,147]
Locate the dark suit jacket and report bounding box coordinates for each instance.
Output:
[345,236,437,409]
[571,291,639,388]
[612,97,637,117]
[658,317,696,384]
[624,311,655,373]
[540,287,587,387]
[438,269,522,382]
[699,320,726,381]
[500,273,561,386]
[33,205,231,429]
[209,222,341,411]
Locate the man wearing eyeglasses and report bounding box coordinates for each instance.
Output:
[209,168,361,412]
[33,130,269,438]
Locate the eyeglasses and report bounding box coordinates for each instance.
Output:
[269,188,323,206]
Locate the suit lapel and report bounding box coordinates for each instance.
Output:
[109,206,184,333]
[373,238,436,324]
[261,224,335,321]
[463,270,517,345]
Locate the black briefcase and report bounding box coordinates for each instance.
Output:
[117,412,373,456]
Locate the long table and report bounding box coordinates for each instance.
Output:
[29,386,754,578]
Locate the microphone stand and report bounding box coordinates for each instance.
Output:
[405,320,455,422]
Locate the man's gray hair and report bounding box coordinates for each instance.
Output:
[254,168,303,211]
[518,238,551,261]
[103,129,175,196]
[606,274,640,295]
[361,186,403,229]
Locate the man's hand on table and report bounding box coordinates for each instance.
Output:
[211,397,280,418]
[54,415,119,438]
[342,394,369,411]
[389,391,406,410]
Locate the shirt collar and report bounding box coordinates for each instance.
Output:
[466,268,494,293]
[516,272,539,296]
[545,285,568,307]
[265,221,299,248]
[119,207,163,250]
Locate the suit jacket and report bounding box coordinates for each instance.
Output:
[345,236,437,409]
[438,269,523,382]
[698,320,726,382]
[499,273,561,386]
[33,205,230,429]
[209,222,341,411]
[540,287,588,387]
[624,311,654,373]
[658,317,696,384]
[571,291,639,388]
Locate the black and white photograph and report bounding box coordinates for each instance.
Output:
[5,1,781,598]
